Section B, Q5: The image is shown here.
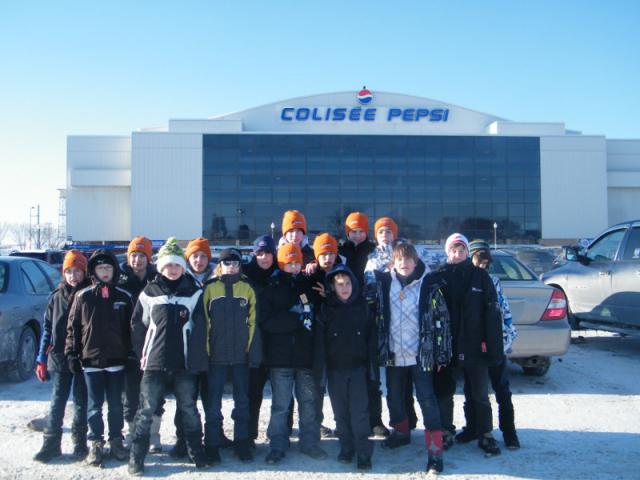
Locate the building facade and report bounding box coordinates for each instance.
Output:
[66,90,640,244]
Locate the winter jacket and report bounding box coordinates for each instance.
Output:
[119,263,157,305]
[65,283,134,369]
[374,260,452,372]
[37,279,91,372]
[131,274,208,373]
[202,273,260,367]
[260,270,319,369]
[315,265,377,373]
[339,239,376,287]
[243,257,276,294]
[490,274,517,354]
[432,259,504,367]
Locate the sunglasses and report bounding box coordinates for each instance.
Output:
[221,260,240,267]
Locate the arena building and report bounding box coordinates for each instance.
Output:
[65,89,640,245]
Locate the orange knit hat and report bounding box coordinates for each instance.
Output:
[277,243,303,270]
[185,237,212,261]
[281,210,307,235]
[127,236,153,262]
[345,212,369,235]
[62,250,88,273]
[374,217,398,239]
[313,233,338,258]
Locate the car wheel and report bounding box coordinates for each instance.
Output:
[522,363,550,377]
[8,327,37,382]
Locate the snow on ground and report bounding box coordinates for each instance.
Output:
[1,329,638,480]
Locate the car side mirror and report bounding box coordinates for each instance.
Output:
[565,246,579,262]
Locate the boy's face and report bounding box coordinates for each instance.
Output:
[283,262,301,275]
[256,251,274,270]
[128,251,148,273]
[348,228,366,246]
[162,263,184,280]
[64,267,85,287]
[94,264,114,283]
[333,274,353,302]
[376,227,394,246]
[448,243,468,264]
[285,229,304,246]
[220,260,240,275]
[317,252,336,270]
[189,251,209,274]
[472,252,489,270]
[394,254,416,277]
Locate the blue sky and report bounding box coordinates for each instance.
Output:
[1,0,638,227]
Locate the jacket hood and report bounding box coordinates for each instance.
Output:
[325,264,360,305]
[88,249,121,284]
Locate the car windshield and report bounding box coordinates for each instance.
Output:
[488,255,537,281]
[0,262,7,292]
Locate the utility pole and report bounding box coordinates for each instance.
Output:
[36,204,41,249]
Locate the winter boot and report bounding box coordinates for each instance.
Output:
[382,419,410,449]
[86,440,105,467]
[503,430,521,450]
[109,436,129,461]
[425,430,444,474]
[234,439,254,462]
[478,433,501,457]
[148,415,162,453]
[186,437,208,468]
[456,402,476,443]
[71,430,89,460]
[442,429,455,450]
[356,455,372,470]
[371,424,390,438]
[498,401,519,449]
[204,445,221,465]
[33,433,62,463]
[128,436,149,477]
[169,437,188,458]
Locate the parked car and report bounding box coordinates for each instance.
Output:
[505,248,559,276]
[0,256,61,381]
[541,220,640,333]
[489,251,571,376]
[9,249,66,270]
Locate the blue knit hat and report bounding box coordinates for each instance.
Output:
[253,235,276,256]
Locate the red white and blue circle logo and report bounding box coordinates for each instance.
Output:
[357,87,373,105]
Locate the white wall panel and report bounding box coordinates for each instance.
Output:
[540,136,608,239]
[66,187,131,241]
[608,188,640,225]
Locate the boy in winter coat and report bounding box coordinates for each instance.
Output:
[202,248,261,464]
[261,243,327,464]
[34,250,91,462]
[432,233,504,457]
[118,236,161,452]
[127,237,209,475]
[243,235,278,448]
[339,212,376,288]
[316,264,376,470]
[65,249,134,467]
[278,210,315,266]
[374,242,452,474]
[455,240,520,449]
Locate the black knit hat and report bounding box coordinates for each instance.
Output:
[469,239,491,256]
[219,248,242,262]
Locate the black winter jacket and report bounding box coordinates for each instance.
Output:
[260,270,319,369]
[338,239,376,287]
[316,265,377,373]
[37,279,91,372]
[432,259,503,367]
[119,263,157,304]
[131,274,208,373]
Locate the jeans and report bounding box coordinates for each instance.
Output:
[248,365,269,440]
[366,367,384,428]
[327,367,373,457]
[204,364,250,446]
[84,369,125,441]
[123,366,142,423]
[267,368,319,453]
[132,370,202,448]
[45,370,88,437]
[386,365,441,431]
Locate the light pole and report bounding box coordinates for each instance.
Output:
[493,222,498,250]
[270,222,275,238]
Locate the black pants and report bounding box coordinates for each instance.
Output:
[124,365,164,423]
[327,368,373,457]
[366,368,383,428]
[174,372,208,442]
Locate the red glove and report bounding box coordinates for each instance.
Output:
[35,362,49,382]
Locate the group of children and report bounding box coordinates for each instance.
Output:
[33,209,520,475]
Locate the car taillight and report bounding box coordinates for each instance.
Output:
[541,288,567,321]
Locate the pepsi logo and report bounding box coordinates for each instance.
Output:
[357,87,373,105]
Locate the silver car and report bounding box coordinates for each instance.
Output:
[541,220,640,333]
[489,251,571,376]
[0,256,61,381]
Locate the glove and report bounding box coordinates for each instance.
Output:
[67,353,82,375]
[35,362,49,382]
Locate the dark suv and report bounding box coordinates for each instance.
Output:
[541,220,640,333]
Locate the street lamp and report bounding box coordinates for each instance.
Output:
[493,222,498,250]
[270,222,275,238]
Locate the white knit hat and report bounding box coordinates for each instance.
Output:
[156,237,187,273]
[444,233,470,255]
